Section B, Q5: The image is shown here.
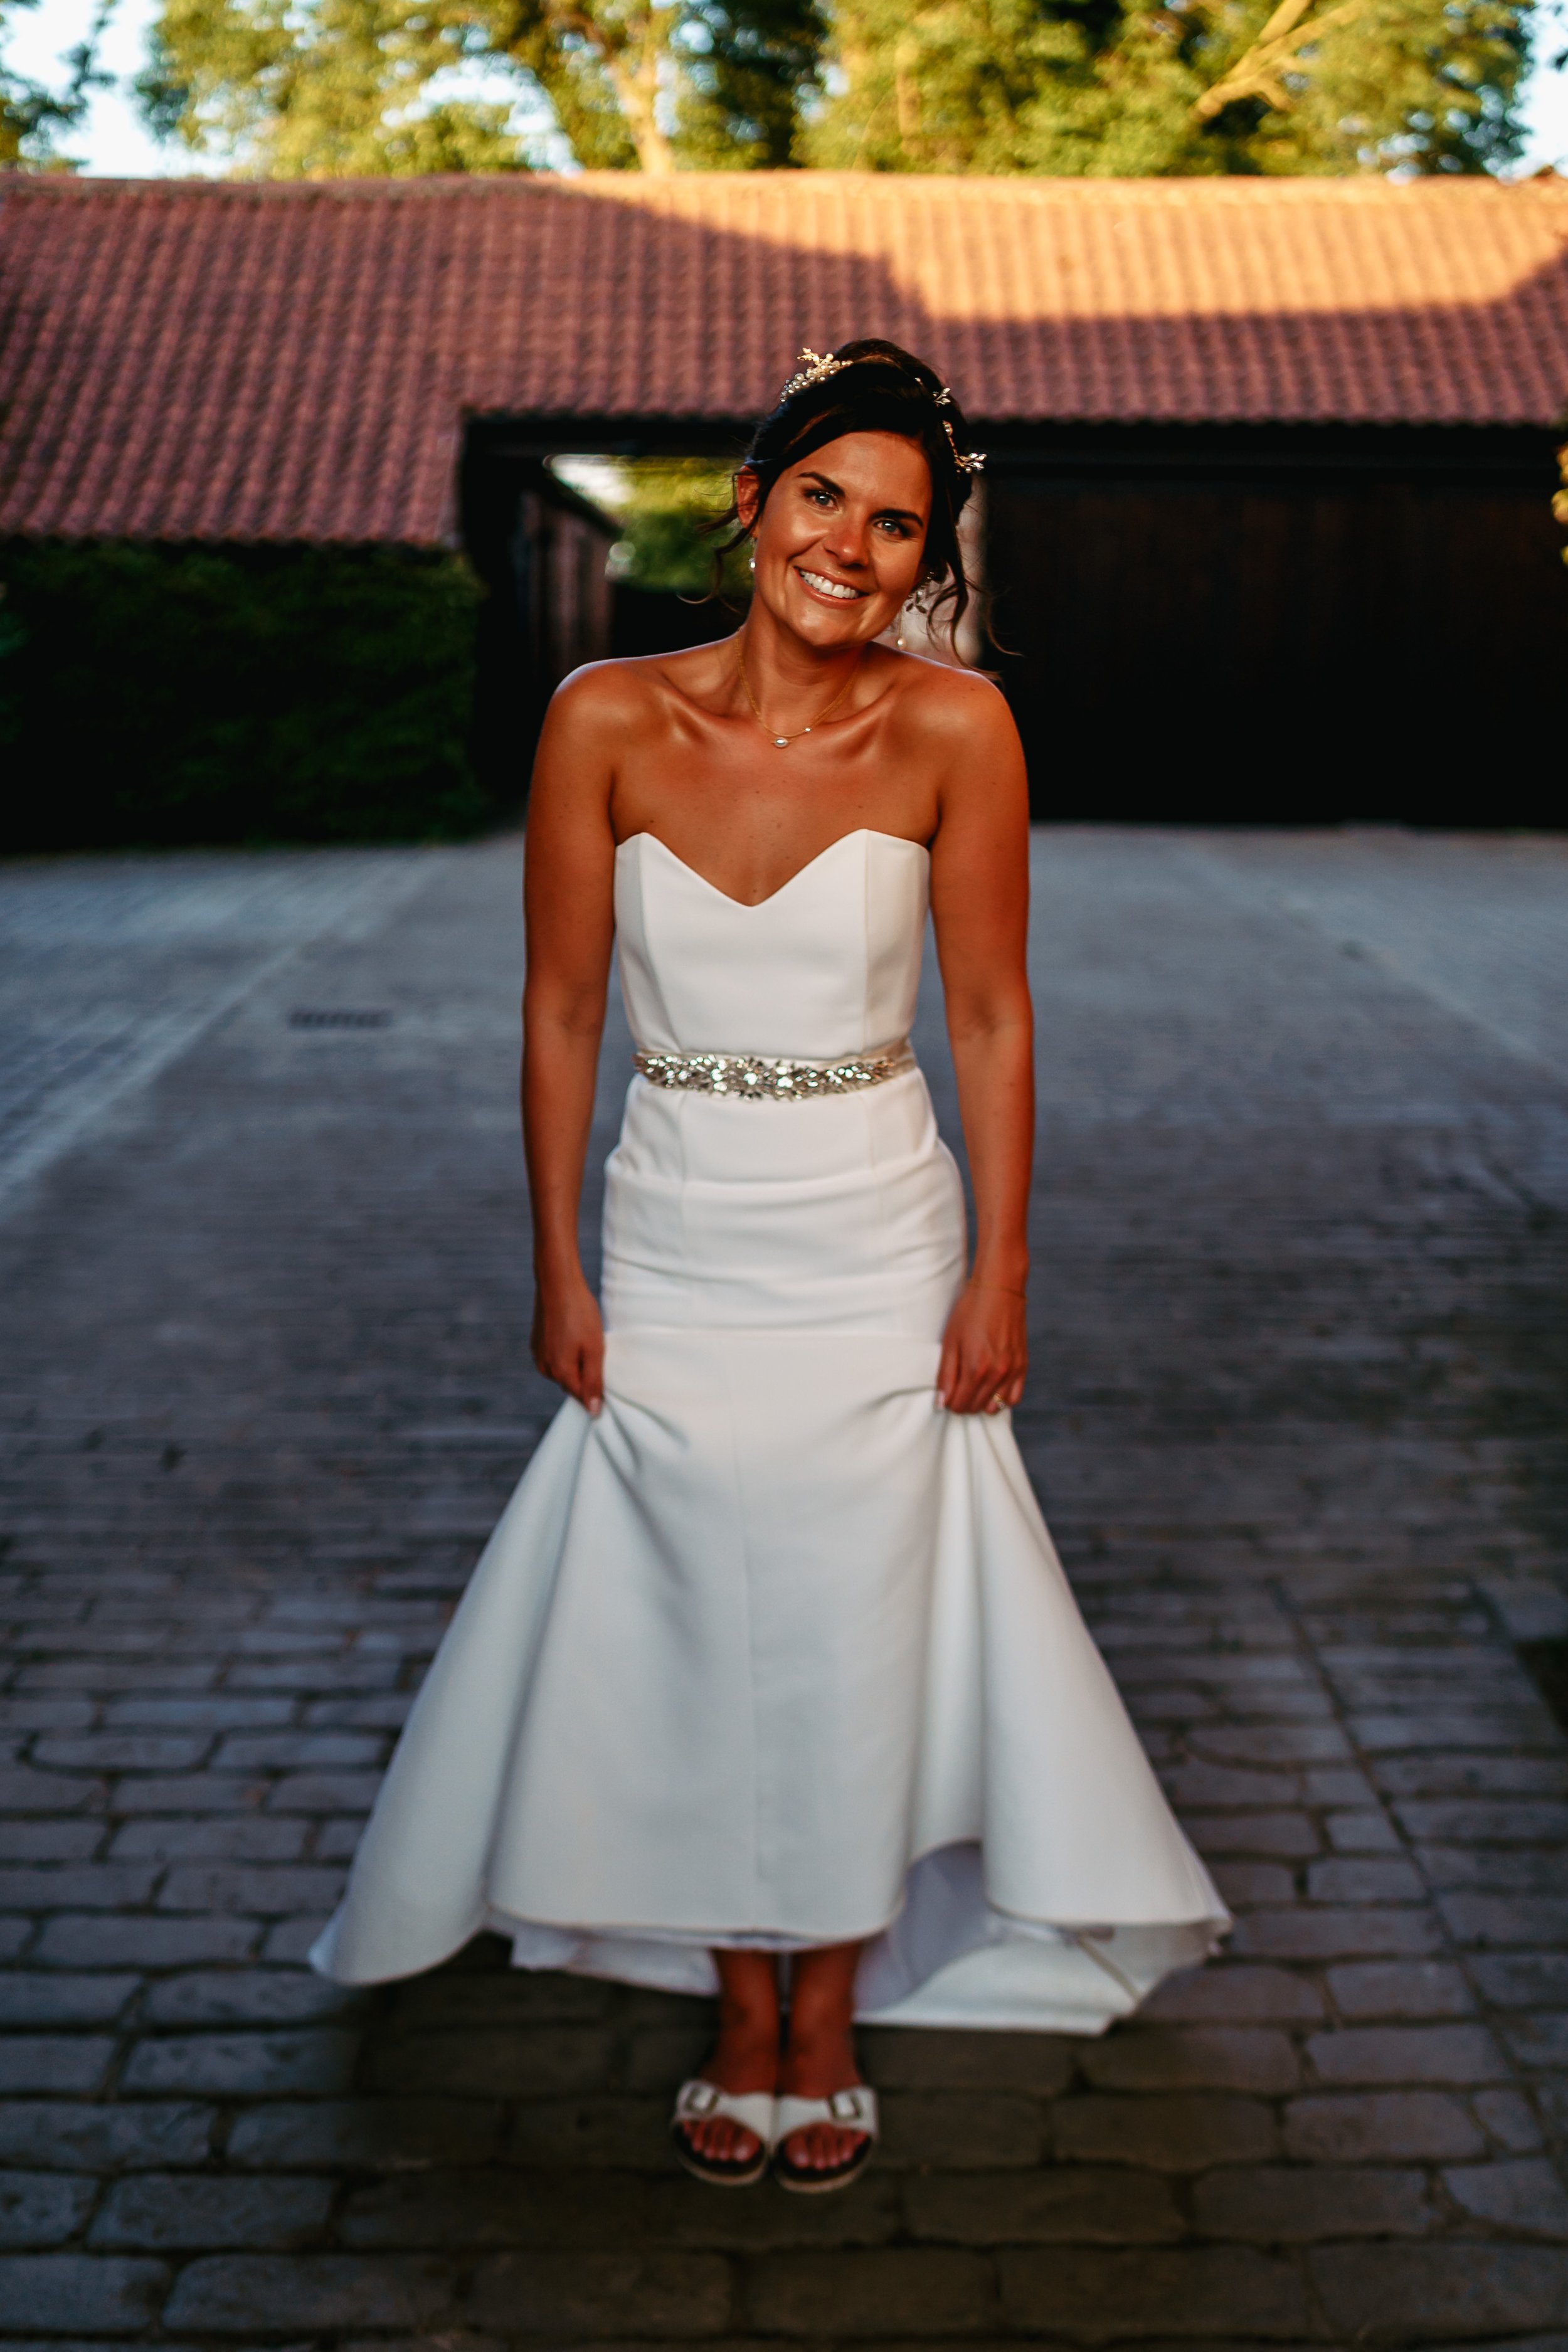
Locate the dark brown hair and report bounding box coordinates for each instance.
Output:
[712,337,981,648]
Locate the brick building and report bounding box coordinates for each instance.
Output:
[3,171,1565,818]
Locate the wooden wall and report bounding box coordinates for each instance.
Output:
[982,427,1566,824]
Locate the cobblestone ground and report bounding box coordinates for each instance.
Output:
[2,826,1567,2348]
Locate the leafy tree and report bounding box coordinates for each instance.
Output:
[142,0,823,172]
[139,0,527,174]
[805,0,1528,174]
[1,0,112,165]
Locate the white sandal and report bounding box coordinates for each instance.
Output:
[771,2084,879,2194]
[670,2078,777,2188]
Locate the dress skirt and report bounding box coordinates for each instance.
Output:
[312,1034,1227,2032]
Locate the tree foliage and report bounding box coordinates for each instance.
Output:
[805,0,1528,174]
[0,544,490,849]
[142,0,824,172]
[1,0,112,166]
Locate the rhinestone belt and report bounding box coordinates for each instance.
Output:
[633,1041,914,1102]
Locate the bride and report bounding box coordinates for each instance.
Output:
[312,339,1226,2195]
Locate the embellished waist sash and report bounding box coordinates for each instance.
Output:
[632,1041,914,1103]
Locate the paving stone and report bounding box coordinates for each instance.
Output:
[1309,2243,1568,2341]
[1232,1907,1443,1961]
[1475,2088,1547,2154]
[1283,2092,1486,2162]
[1193,2163,1432,2240]
[879,2091,1047,2169]
[120,2024,360,2095]
[999,2247,1313,2340]
[1305,1857,1426,1903]
[1184,1814,1321,1859]
[0,2035,116,2094]
[33,1913,260,1967]
[857,2027,1076,2094]
[0,2173,98,2249]
[141,1966,366,2026]
[1440,1895,1568,1948]
[1503,2018,1568,2069]
[0,1864,159,1912]
[1444,2159,1568,2237]
[1395,1801,1568,1845]
[470,2248,737,2334]
[1138,1966,1324,2025]
[164,2252,457,2331]
[1079,2026,1300,2095]
[156,1862,346,1914]
[505,2096,673,2172]
[1471,1957,1568,2010]
[0,1973,139,2026]
[109,1814,308,1861]
[0,2100,215,2173]
[90,2172,336,2250]
[228,2097,503,2169]
[0,2254,168,2332]
[1327,1962,1475,2020]
[745,2248,992,2336]
[364,2025,615,2097]
[1051,2095,1278,2171]
[0,1822,111,1863]
[1325,1811,1404,1854]
[904,2168,1185,2244]
[1305,2025,1511,2087]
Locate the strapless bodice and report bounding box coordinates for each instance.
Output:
[613,829,930,1061]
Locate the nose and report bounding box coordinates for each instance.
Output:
[822,511,870,571]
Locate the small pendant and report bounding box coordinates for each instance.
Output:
[775,736,788,748]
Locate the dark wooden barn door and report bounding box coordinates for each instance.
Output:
[984,428,1565,825]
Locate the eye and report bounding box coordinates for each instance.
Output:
[874,517,913,537]
[804,486,835,508]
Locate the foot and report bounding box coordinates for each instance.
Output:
[677,2017,777,2171]
[777,2026,869,2175]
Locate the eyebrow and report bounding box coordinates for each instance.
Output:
[800,470,925,526]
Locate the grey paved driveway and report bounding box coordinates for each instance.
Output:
[1,826,1567,2346]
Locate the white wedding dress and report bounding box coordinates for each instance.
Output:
[312,829,1227,2031]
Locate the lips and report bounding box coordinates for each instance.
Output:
[796,567,865,603]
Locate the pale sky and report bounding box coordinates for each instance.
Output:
[9,0,1568,176]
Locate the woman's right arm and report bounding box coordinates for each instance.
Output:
[521,670,622,1415]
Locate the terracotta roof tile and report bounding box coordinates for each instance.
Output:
[3,171,1566,544]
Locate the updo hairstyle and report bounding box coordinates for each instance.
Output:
[712,337,982,649]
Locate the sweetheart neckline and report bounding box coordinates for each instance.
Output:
[618,828,929,912]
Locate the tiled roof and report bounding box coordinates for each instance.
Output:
[3,172,1567,544]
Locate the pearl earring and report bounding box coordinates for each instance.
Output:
[896,596,914,650]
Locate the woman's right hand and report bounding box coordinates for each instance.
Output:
[531,1269,605,1416]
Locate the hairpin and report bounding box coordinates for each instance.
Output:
[780,348,849,401]
[943,418,985,474]
[780,348,983,470]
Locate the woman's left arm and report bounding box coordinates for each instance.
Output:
[927,677,1034,1416]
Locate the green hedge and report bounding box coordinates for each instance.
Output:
[0,542,493,850]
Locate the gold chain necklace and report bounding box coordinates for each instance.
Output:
[738,652,862,749]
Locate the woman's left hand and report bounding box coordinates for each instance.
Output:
[937,1280,1027,1416]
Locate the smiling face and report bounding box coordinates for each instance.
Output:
[741,431,933,652]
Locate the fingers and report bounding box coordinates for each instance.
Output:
[940,1356,1026,1415]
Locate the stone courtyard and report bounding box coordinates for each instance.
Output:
[1,823,1566,2347]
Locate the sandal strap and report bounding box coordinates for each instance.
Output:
[672,2078,778,2148]
[774,2085,879,2142]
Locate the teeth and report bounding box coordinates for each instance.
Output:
[798,569,861,601]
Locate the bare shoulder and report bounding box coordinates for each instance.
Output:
[551,638,736,733]
[545,655,665,746]
[891,654,1015,748]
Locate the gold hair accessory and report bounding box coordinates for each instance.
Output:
[779,351,984,471]
[780,348,850,401]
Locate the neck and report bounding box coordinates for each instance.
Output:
[736,603,865,726]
